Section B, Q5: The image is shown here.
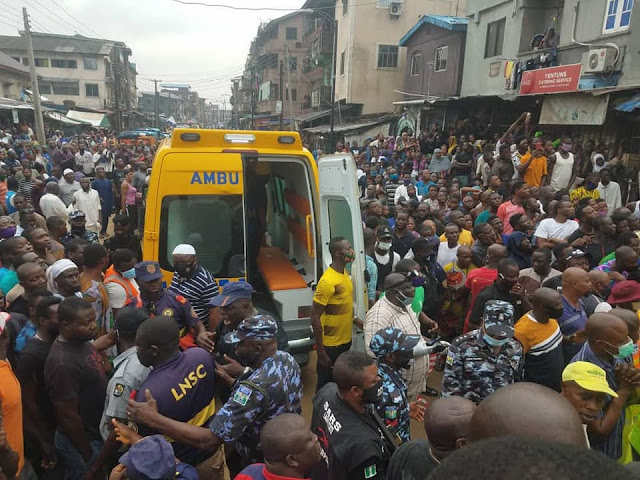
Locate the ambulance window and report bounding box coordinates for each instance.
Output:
[159,194,245,278]
[327,199,354,247]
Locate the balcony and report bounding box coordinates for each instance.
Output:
[303,64,325,82]
[311,86,332,108]
[310,30,333,60]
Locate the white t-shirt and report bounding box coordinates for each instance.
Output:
[105,279,139,309]
[75,151,95,174]
[437,242,459,268]
[534,217,579,241]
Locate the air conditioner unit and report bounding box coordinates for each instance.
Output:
[583,48,616,73]
[390,0,403,16]
[295,42,302,48]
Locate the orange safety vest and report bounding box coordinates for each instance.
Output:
[104,265,142,308]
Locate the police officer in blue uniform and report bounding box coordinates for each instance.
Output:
[127,314,303,478]
[135,261,214,352]
[441,300,524,404]
[369,327,421,444]
[67,210,99,244]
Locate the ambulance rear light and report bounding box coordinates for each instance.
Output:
[224,134,256,144]
[180,133,201,142]
[278,135,296,145]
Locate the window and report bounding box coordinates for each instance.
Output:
[377,45,399,68]
[285,88,298,101]
[485,18,506,58]
[377,0,391,7]
[51,59,77,68]
[11,57,19,63]
[328,199,355,246]
[435,46,448,71]
[34,58,48,67]
[159,195,245,277]
[39,84,51,94]
[21,58,28,66]
[85,83,99,97]
[342,0,348,15]
[410,52,422,76]
[340,51,345,75]
[288,56,297,70]
[603,0,634,33]
[286,27,297,40]
[83,57,98,70]
[52,82,79,95]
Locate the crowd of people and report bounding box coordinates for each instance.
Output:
[1,115,640,480]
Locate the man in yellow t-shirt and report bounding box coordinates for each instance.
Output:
[311,236,358,391]
[521,147,548,188]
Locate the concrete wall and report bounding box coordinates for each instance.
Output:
[461,0,639,97]
[1,48,109,109]
[0,70,30,100]
[335,0,467,115]
[403,24,466,97]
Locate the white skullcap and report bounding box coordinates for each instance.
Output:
[63,168,74,176]
[46,259,77,294]
[594,302,613,314]
[172,244,196,255]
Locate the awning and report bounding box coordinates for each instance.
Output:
[614,93,640,112]
[303,115,396,134]
[22,89,50,103]
[66,110,110,128]
[45,111,88,126]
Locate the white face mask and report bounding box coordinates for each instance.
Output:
[377,241,392,251]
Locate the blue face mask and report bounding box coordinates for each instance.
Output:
[122,267,136,279]
[483,333,509,347]
[390,174,399,182]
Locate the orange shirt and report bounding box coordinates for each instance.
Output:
[0,180,7,208]
[523,154,548,187]
[0,360,23,475]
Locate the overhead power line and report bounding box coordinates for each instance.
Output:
[47,0,106,38]
[168,0,379,11]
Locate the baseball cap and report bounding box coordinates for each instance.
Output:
[608,280,640,305]
[69,210,86,219]
[223,314,278,343]
[482,300,515,340]
[369,327,420,357]
[209,281,253,307]
[134,261,163,282]
[564,249,587,262]
[377,226,392,239]
[562,361,618,397]
[119,435,176,480]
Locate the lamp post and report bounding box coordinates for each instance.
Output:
[299,8,337,153]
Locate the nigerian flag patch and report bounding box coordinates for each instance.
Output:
[364,464,377,479]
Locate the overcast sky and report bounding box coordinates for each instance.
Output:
[1,0,306,106]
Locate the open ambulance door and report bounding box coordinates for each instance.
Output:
[317,154,367,352]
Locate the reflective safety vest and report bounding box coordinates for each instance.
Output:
[104,265,141,308]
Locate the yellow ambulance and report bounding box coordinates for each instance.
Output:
[143,129,366,362]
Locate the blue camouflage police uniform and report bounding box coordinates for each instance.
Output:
[369,327,421,443]
[441,300,524,405]
[67,210,100,244]
[136,261,200,349]
[208,314,303,468]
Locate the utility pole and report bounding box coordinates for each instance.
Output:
[284,46,293,131]
[233,81,239,129]
[250,68,255,129]
[279,60,284,130]
[152,79,161,129]
[22,8,45,144]
[222,98,226,126]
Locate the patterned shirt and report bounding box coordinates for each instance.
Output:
[209,350,302,467]
[364,296,427,399]
[169,265,219,328]
[376,362,410,443]
[442,329,524,404]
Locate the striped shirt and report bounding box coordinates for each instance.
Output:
[514,312,564,391]
[365,295,427,399]
[169,265,218,327]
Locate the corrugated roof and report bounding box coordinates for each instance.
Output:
[303,115,396,134]
[399,15,467,46]
[0,32,128,56]
[0,50,30,77]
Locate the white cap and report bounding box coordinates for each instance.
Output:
[63,168,74,176]
[172,244,196,255]
[594,302,613,314]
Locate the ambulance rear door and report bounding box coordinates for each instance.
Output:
[317,154,366,352]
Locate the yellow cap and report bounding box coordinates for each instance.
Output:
[562,361,618,398]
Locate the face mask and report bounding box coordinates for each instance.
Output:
[0,226,16,238]
[377,241,391,251]
[362,380,383,405]
[175,263,194,277]
[395,289,414,307]
[237,348,260,367]
[483,333,510,347]
[562,143,572,152]
[404,179,411,186]
[606,338,635,360]
[71,225,85,235]
[344,252,355,263]
[122,267,136,279]
[390,174,399,182]
[546,306,564,319]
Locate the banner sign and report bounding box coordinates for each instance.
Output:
[520,64,582,95]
